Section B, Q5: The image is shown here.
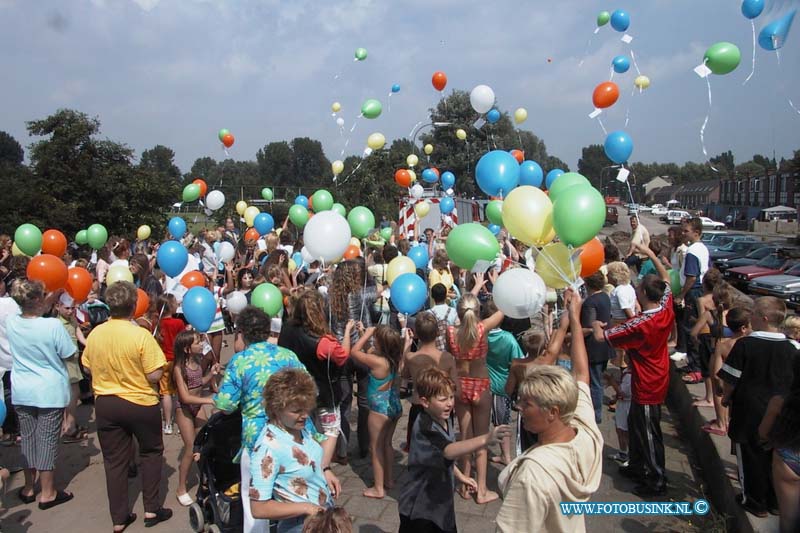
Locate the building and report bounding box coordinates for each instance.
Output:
[719,171,800,209]
[642,176,673,200]
[675,179,720,210]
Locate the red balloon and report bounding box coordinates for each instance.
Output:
[66,267,93,302]
[244,228,260,242]
[579,237,605,277]
[192,179,208,198]
[592,81,620,109]
[343,245,361,260]
[510,150,524,164]
[134,288,150,318]
[431,71,447,92]
[41,229,68,257]
[222,133,235,148]
[181,270,207,289]
[431,167,440,178]
[27,254,68,292]
[395,169,412,188]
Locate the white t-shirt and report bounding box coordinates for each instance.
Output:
[610,284,637,320]
[0,297,21,371]
[680,241,709,288]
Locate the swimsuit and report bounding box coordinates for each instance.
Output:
[177,364,204,418]
[777,447,800,477]
[447,323,491,404]
[367,371,402,420]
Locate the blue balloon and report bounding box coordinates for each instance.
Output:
[741,0,764,19]
[610,9,630,32]
[183,286,216,332]
[168,216,186,239]
[612,55,630,74]
[254,213,275,235]
[441,171,456,189]
[758,10,795,50]
[0,396,6,426]
[486,108,501,124]
[487,224,501,236]
[476,150,521,197]
[519,160,544,188]
[391,83,401,93]
[545,169,565,189]
[157,240,189,278]
[422,168,439,184]
[390,273,427,314]
[440,196,455,214]
[604,130,634,164]
[295,195,309,208]
[407,245,429,270]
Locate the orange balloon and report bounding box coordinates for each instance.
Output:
[41,229,68,257]
[134,288,150,318]
[579,237,605,277]
[592,81,619,109]
[395,169,411,188]
[431,167,440,178]
[27,254,68,292]
[343,245,361,260]
[510,149,524,164]
[222,133,235,148]
[181,270,207,289]
[192,179,208,197]
[66,267,93,302]
[432,71,447,92]
[244,228,260,242]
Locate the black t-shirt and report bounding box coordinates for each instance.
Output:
[580,291,615,363]
[277,320,343,408]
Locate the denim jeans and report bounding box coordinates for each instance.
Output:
[588,361,608,424]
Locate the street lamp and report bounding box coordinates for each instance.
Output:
[410,121,453,152]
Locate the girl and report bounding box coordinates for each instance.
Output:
[689,269,724,395]
[351,325,403,499]
[156,294,186,435]
[173,331,219,506]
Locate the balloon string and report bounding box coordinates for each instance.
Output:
[517,131,523,149]
[630,49,641,76]
[387,93,392,113]
[624,105,631,127]
[700,72,718,172]
[609,69,615,82]
[578,31,596,68]
[529,246,575,287]
[350,118,359,133]
[596,116,608,136]
[774,49,800,116]
[743,20,757,85]
[340,159,364,185]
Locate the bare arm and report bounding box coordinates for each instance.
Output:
[146,368,163,384]
[566,290,590,386]
[505,364,521,397]
[542,312,570,364]
[442,425,510,461]
[250,500,322,521]
[350,327,389,374]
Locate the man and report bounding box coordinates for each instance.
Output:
[677,218,709,382]
[224,217,239,244]
[625,215,650,272]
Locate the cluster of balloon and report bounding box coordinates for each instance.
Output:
[421,168,439,184]
[492,268,546,318]
[445,223,500,270]
[603,130,633,164]
[218,128,235,149]
[475,150,520,198]
[502,186,555,248]
[431,71,447,93]
[535,243,582,289]
[470,85,495,114]
[519,160,544,188]
[168,216,187,239]
[236,200,248,216]
[394,169,412,188]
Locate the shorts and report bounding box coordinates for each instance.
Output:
[65,355,83,385]
[697,334,714,378]
[615,399,631,431]
[457,377,490,404]
[491,394,512,426]
[313,406,342,438]
[159,361,175,396]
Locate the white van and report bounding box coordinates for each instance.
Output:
[666,210,690,225]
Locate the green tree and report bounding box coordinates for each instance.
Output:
[140,145,181,182]
[709,150,735,178]
[0,132,23,165]
[256,141,294,187]
[291,137,330,185]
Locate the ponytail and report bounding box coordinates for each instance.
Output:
[456,293,481,355]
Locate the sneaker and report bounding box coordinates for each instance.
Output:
[163,424,173,435]
[608,452,629,464]
[670,351,687,362]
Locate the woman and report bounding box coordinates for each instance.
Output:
[81,281,172,531]
[6,280,76,510]
[428,249,454,292]
[129,253,163,301]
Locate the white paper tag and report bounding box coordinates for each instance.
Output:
[593,27,600,34]
[471,259,493,274]
[589,108,603,119]
[694,63,712,78]
[621,34,633,44]
[202,341,213,355]
[473,118,486,129]
[616,168,630,183]
[257,239,267,251]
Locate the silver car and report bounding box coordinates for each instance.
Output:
[748,263,800,299]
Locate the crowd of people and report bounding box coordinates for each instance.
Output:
[0,212,798,533]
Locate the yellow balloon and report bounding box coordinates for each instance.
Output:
[350,237,361,248]
[11,242,28,257]
[106,265,134,286]
[367,132,386,150]
[424,144,434,155]
[456,128,467,140]
[331,102,341,113]
[535,242,582,290]
[332,160,344,176]
[137,225,151,240]
[407,169,417,182]
[236,200,248,216]
[244,206,260,227]
[407,154,419,167]
[414,200,431,219]
[514,108,528,124]
[287,259,297,273]
[386,256,416,285]
[634,75,651,90]
[502,186,555,247]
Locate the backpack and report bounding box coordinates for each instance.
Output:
[431,307,455,352]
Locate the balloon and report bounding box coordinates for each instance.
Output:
[488,224,501,236]
[182,183,200,203]
[440,196,455,215]
[261,188,274,201]
[380,227,393,241]
[354,47,368,61]
[579,237,605,277]
[514,108,528,124]
[407,169,417,182]
[343,245,361,260]
[391,83,401,93]
[236,200,248,215]
[592,81,620,109]
[668,269,682,294]
[597,11,610,26]
[486,200,504,226]
[456,129,467,140]
[445,223,500,270]
[227,291,248,315]
[183,286,216,332]
[519,160,544,188]
[470,85,496,114]
[157,240,189,277]
[87,223,109,250]
[704,42,741,75]
[66,267,93,302]
[168,217,187,239]
[431,71,447,92]
[422,168,438,184]
[244,228,259,242]
[395,169,412,187]
[410,184,424,199]
[181,270,207,289]
[192,179,208,198]
[311,190,334,212]
[332,160,344,176]
[218,128,230,142]
[41,229,67,257]
[407,154,419,167]
[486,109,501,124]
[106,265,134,286]
[289,205,310,228]
[367,132,386,150]
[222,133,235,148]
[390,273,427,315]
[331,203,347,217]
[424,144,434,155]
[502,186,555,247]
[295,195,309,208]
[476,150,520,197]
[336,117,345,127]
[14,224,42,256]
[361,99,382,119]
[610,9,630,32]
[758,10,795,50]
[26,254,68,291]
[492,268,547,318]
[535,242,582,289]
[331,102,341,113]
[217,241,235,263]
[75,230,88,246]
[304,211,351,262]
[545,169,564,189]
[387,256,416,285]
[547,172,591,204]
[348,206,375,238]
[414,201,431,219]
[612,55,630,74]
[407,246,429,269]
[553,185,606,247]
[134,288,149,318]
[441,171,456,189]
[137,225,151,241]
[603,130,634,164]
[634,75,651,90]
[510,149,524,164]
[244,206,260,228]
[254,213,275,235]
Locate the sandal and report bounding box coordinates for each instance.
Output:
[18,488,36,504]
[176,492,194,506]
[144,508,173,528]
[702,423,727,436]
[112,513,137,533]
[682,372,703,384]
[38,490,74,510]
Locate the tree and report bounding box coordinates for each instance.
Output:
[0,132,23,165]
[256,141,295,187]
[140,145,181,182]
[709,150,734,178]
[291,137,330,185]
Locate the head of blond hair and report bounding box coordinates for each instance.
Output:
[455,292,482,355]
[517,365,579,425]
[10,279,45,314]
[606,261,630,286]
[262,368,317,420]
[784,315,800,341]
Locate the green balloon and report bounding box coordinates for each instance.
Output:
[547,172,591,204]
[354,47,368,61]
[289,205,310,228]
[75,230,88,245]
[552,185,606,247]
[311,190,334,212]
[380,227,393,241]
[445,223,500,270]
[87,223,109,250]
[14,223,42,256]
[218,128,230,142]
[347,206,375,238]
[361,99,382,119]
[251,283,284,317]
[486,200,504,226]
[668,269,682,294]
[261,187,274,201]
[182,183,201,203]
[597,10,610,26]
[331,203,347,217]
[704,42,741,75]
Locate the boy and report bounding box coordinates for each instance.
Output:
[429,283,457,352]
[718,296,799,517]
[398,367,510,533]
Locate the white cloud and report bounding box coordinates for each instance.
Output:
[131,0,160,11]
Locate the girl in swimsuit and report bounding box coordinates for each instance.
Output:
[351,325,403,500]
[173,331,220,507]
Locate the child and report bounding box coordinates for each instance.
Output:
[55,293,87,443]
[156,294,186,435]
[784,315,800,348]
[604,356,632,466]
[303,507,352,533]
[688,269,724,393]
[398,366,511,532]
[607,261,637,370]
[351,326,403,499]
[173,331,219,506]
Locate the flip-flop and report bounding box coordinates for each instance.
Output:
[176,492,194,506]
[113,513,137,533]
[702,424,727,436]
[38,490,73,510]
[18,488,36,504]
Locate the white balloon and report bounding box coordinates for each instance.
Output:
[301,246,315,265]
[336,117,345,127]
[227,291,248,315]
[217,241,235,263]
[303,211,352,262]
[470,84,496,114]
[492,268,546,319]
[206,190,225,211]
[410,184,424,199]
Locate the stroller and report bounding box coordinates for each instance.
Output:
[189,411,244,533]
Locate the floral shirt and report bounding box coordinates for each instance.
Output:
[249,424,333,508]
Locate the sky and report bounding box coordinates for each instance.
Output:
[1,0,798,175]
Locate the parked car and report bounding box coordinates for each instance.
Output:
[652,206,668,216]
[748,263,800,300]
[789,292,800,310]
[705,235,760,253]
[699,216,726,230]
[701,231,729,245]
[724,252,799,290]
[711,241,773,269]
[666,210,691,224]
[605,205,618,226]
[638,205,653,212]
[717,245,782,273]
